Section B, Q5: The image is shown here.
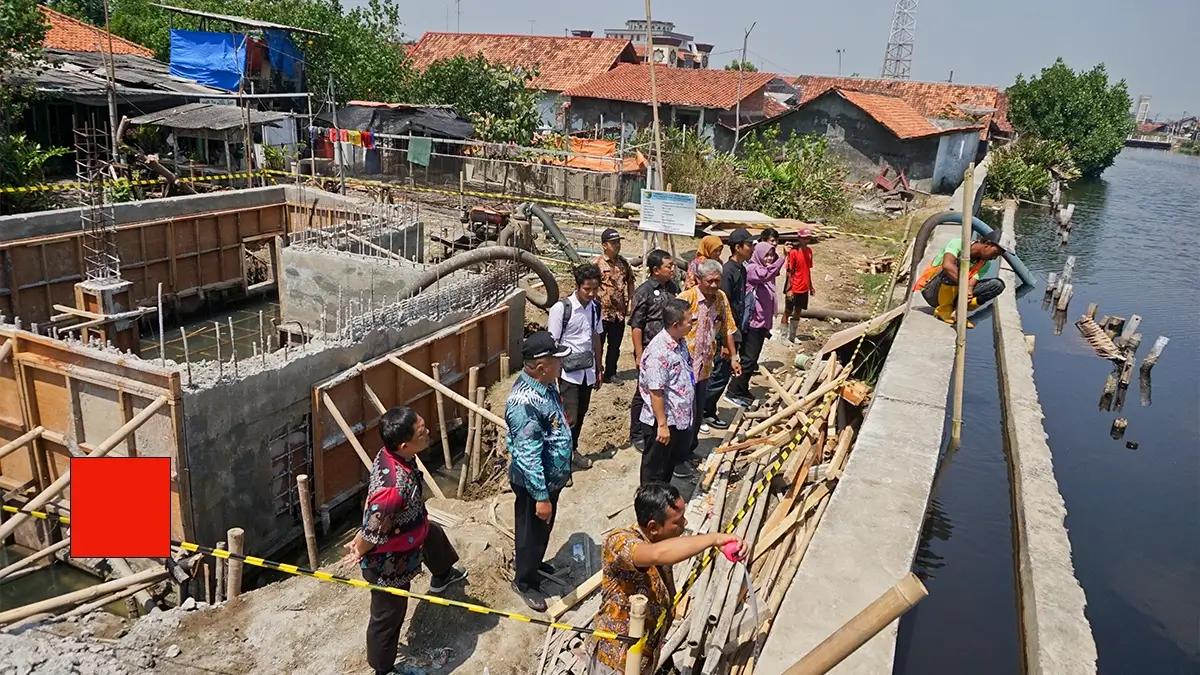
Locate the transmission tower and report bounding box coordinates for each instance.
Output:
[880,0,917,79]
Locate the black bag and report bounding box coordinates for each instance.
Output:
[558,298,598,371]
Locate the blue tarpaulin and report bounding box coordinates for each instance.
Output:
[169,29,246,92]
[264,29,302,79]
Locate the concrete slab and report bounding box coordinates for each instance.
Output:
[756,225,960,674]
[993,204,1097,674]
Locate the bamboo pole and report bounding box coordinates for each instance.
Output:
[950,163,974,448]
[59,578,160,620]
[296,474,319,570]
[625,594,649,675]
[431,363,454,471]
[0,396,168,542]
[742,376,843,439]
[781,573,928,675]
[0,426,44,462]
[0,567,167,626]
[214,541,226,603]
[390,357,507,429]
[226,527,245,599]
[321,391,373,469]
[0,537,71,581]
[465,366,479,478]
[107,557,158,615]
[472,386,485,481]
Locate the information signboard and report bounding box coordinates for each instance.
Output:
[639,189,697,236]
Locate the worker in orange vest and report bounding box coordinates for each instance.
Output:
[913,229,1008,328]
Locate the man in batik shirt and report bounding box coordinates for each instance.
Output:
[677,258,740,460]
[636,298,695,484]
[591,483,744,674]
[345,407,468,675]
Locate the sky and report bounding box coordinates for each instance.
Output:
[359,0,1199,118]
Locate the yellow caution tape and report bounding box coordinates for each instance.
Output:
[0,172,269,194]
[259,169,612,214]
[0,503,632,644]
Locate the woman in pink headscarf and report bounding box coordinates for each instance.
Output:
[723,241,785,405]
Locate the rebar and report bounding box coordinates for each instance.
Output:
[179,327,192,384]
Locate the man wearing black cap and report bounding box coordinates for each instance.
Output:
[505,331,574,612]
[913,229,1008,328]
[628,249,680,449]
[595,228,635,382]
[703,228,754,427]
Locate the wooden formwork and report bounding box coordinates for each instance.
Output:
[0,327,188,542]
[0,204,288,324]
[310,305,510,509]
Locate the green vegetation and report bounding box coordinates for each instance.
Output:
[654,128,849,221]
[724,60,758,72]
[985,136,1080,201]
[1007,58,1134,178]
[1178,139,1200,156]
[1,0,70,214]
[403,55,541,145]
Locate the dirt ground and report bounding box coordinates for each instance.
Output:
[12,208,913,674]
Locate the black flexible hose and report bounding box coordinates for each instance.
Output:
[522,203,583,266]
[403,246,559,308]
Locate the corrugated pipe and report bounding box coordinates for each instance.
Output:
[903,211,1037,303]
[521,202,583,266]
[402,247,560,308]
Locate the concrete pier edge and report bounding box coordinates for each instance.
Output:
[994,201,1098,673]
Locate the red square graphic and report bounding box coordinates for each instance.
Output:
[71,457,170,558]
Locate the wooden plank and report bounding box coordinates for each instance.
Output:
[547,571,602,620]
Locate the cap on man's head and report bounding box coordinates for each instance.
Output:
[797,227,814,239]
[601,228,623,243]
[727,228,753,246]
[522,330,571,361]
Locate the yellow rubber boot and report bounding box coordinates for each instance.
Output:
[934,283,957,325]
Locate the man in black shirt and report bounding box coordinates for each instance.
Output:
[627,249,680,447]
[702,229,754,428]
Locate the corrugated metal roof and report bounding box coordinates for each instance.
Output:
[27,49,226,103]
[129,102,291,131]
[150,4,327,35]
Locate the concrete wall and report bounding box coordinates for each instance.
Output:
[747,96,942,188]
[993,203,1097,674]
[279,246,429,336]
[757,224,961,675]
[932,130,983,194]
[179,291,526,557]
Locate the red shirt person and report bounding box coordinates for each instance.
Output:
[784,228,816,343]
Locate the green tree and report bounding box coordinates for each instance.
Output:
[1,0,71,214]
[985,137,1079,200]
[724,59,757,72]
[1007,58,1134,177]
[405,55,540,144]
[44,0,105,24]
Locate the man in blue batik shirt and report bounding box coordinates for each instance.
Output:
[505,330,574,612]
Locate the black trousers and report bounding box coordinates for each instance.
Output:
[363,523,459,675]
[703,351,735,418]
[513,483,560,591]
[559,378,593,453]
[600,319,625,380]
[639,422,692,485]
[690,378,709,452]
[726,327,768,400]
[921,273,1007,308]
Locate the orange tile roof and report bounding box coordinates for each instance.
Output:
[761,96,792,120]
[563,64,775,110]
[407,32,638,92]
[834,89,944,139]
[39,5,154,57]
[790,75,1012,136]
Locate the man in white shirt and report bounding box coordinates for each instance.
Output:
[548,263,604,469]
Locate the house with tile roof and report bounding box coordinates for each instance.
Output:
[406,32,639,128]
[561,63,779,144]
[39,5,155,57]
[738,87,987,193]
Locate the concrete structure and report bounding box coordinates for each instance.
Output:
[602,19,714,68]
[993,202,1098,674]
[757,223,959,674]
[733,88,982,193]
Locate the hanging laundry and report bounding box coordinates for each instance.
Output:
[348,130,362,147]
[408,136,432,167]
[339,129,350,142]
[361,131,374,149]
[327,128,338,143]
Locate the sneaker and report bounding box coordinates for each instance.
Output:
[539,561,557,575]
[723,393,753,408]
[571,451,593,469]
[632,436,646,453]
[699,423,711,433]
[704,415,731,430]
[512,581,548,613]
[429,566,468,593]
[672,465,697,480]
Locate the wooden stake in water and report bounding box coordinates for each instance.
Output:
[950,163,974,448]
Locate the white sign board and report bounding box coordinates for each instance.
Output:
[639,189,697,236]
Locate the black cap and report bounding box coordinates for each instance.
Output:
[727,228,753,245]
[601,228,623,243]
[978,228,1012,253]
[522,330,571,360]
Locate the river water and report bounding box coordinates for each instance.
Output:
[896,149,1200,673]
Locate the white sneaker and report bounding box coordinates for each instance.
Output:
[700,423,711,433]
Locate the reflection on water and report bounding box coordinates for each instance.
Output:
[0,545,126,616]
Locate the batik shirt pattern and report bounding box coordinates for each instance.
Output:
[679,287,736,381]
[505,372,573,501]
[594,525,676,671]
[359,448,427,587]
[595,255,633,322]
[638,330,695,429]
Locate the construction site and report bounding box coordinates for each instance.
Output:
[0,95,955,673]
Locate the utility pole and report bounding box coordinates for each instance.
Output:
[836,48,845,76]
[328,73,345,194]
[732,21,756,153]
[644,0,664,190]
[456,0,461,32]
[100,0,120,162]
